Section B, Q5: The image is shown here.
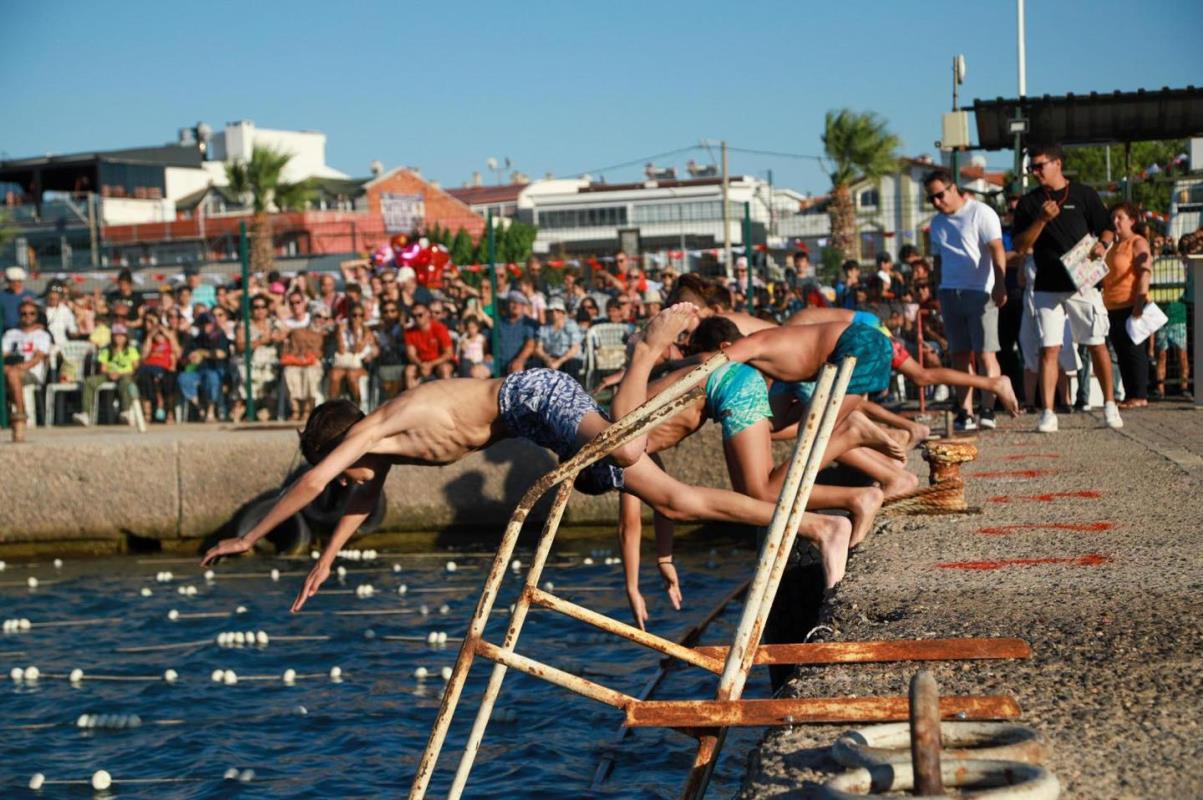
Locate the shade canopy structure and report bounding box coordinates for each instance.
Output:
[972,86,1203,150]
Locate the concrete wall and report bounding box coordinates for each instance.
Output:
[0,425,742,545]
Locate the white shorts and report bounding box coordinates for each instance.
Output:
[1032,288,1109,348]
[1020,294,1079,373]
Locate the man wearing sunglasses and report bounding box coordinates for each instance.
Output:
[3,299,51,442]
[1012,143,1121,432]
[924,168,1007,431]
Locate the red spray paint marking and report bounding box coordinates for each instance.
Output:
[998,453,1062,462]
[936,553,1112,571]
[968,468,1060,480]
[988,490,1103,504]
[976,521,1116,536]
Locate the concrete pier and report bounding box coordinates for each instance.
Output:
[0,422,743,551]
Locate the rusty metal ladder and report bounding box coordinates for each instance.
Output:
[408,355,1024,799]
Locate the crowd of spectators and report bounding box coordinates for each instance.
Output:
[2,184,1194,440]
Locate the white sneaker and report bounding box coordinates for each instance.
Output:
[933,385,950,403]
[1103,401,1124,429]
[72,412,91,427]
[1036,409,1059,433]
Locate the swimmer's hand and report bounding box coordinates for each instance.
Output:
[200,536,251,567]
[292,561,331,613]
[626,586,649,632]
[658,561,683,612]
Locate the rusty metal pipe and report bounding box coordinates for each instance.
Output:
[411,353,729,800]
[684,359,854,799]
[475,639,637,709]
[526,586,726,674]
[692,637,1031,665]
[910,671,945,796]
[627,694,1022,728]
[446,481,574,800]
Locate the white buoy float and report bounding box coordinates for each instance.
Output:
[413,666,428,680]
[445,561,457,573]
[438,604,450,615]
[441,666,453,681]
[270,568,280,582]
[29,773,45,790]
[282,668,296,685]
[224,767,240,780]
[397,584,408,596]
[222,669,238,685]
[163,669,178,683]
[91,770,112,791]
[210,669,224,683]
[203,569,215,581]
[69,668,84,684]
[167,609,180,621]
[27,576,38,589]
[329,666,343,682]
[140,587,153,597]
[23,665,39,682]
[392,563,402,573]
[53,558,63,569]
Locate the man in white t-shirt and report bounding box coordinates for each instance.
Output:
[3,299,52,442]
[925,168,1007,431]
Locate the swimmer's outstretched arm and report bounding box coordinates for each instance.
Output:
[200,417,387,566]
[291,473,387,612]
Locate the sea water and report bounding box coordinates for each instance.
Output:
[1,542,772,798]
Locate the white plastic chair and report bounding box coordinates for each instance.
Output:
[45,341,96,425]
[583,323,631,391]
[22,384,38,429]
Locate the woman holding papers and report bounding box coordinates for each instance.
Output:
[1103,202,1153,408]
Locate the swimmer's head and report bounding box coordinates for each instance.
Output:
[687,316,742,354]
[666,274,714,315]
[300,400,366,466]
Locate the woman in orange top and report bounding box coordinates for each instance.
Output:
[1103,202,1152,408]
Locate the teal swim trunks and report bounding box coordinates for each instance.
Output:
[829,322,892,396]
[705,362,772,439]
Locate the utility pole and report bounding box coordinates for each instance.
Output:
[743,202,753,313]
[951,55,964,189]
[721,141,731,277]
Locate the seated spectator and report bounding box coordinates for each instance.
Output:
[3,299,51,441]
[551,269,585,314]
[331,303,377,404]
[604,297,636,336]
[43,281,78,350]
[184,267,216,310]
[232,294,283,421]
[136,315,180,423]
[642,288,664,319]
[105,268,144,318]
[534,297,584,381]
[77,323,139,426]
[579,296,601,321]
[835,261,861,310]
[175,286,194,323]
[374,299,408,398]
[281,290,311,331]
[2,267,36,332]
[177,313,230,423]
[495,291,539,374]
[316,273,344,319]
[280,312,325,422]
[575,306,593,335]
[456,316,491,378]
[397,266,434,313]
[517,277,547,324]
[404,302,454,388]
[89,296,112,349]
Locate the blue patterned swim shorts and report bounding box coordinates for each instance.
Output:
[705,362,772,439]
[498,368,624,494]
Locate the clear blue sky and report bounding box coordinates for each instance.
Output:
[3,0,1200,195]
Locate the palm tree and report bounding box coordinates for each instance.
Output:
[822,109,900,262]
[225,146,314,271]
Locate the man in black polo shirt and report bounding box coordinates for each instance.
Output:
[1012,143,1122,433]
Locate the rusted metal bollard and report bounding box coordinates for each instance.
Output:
[921,436,978,487]
[909,671,944,797]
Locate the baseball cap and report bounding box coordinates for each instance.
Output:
[5,267,27,282]
[547,297,566,312]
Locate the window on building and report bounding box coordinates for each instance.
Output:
[859,189,880,209]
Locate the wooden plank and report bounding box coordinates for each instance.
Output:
[692,637,1030,666]
[626,695,1022,728]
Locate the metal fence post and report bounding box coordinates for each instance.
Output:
[0,301,8,429]
[488,211,501,378]
[239,221,255,421]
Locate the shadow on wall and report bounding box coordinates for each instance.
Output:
[436,440,558,546]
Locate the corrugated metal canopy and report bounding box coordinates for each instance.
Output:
[972,86,1203,150]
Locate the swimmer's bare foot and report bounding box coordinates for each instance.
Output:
[886,427,910,449]
[991,376,1020,416]
[847,409,908,463]
[848,486,884,548]
[879,467,919,501]
[799,513,852,588]
[641,302,697,354]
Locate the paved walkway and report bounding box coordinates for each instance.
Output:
[1093,400,1203,479]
